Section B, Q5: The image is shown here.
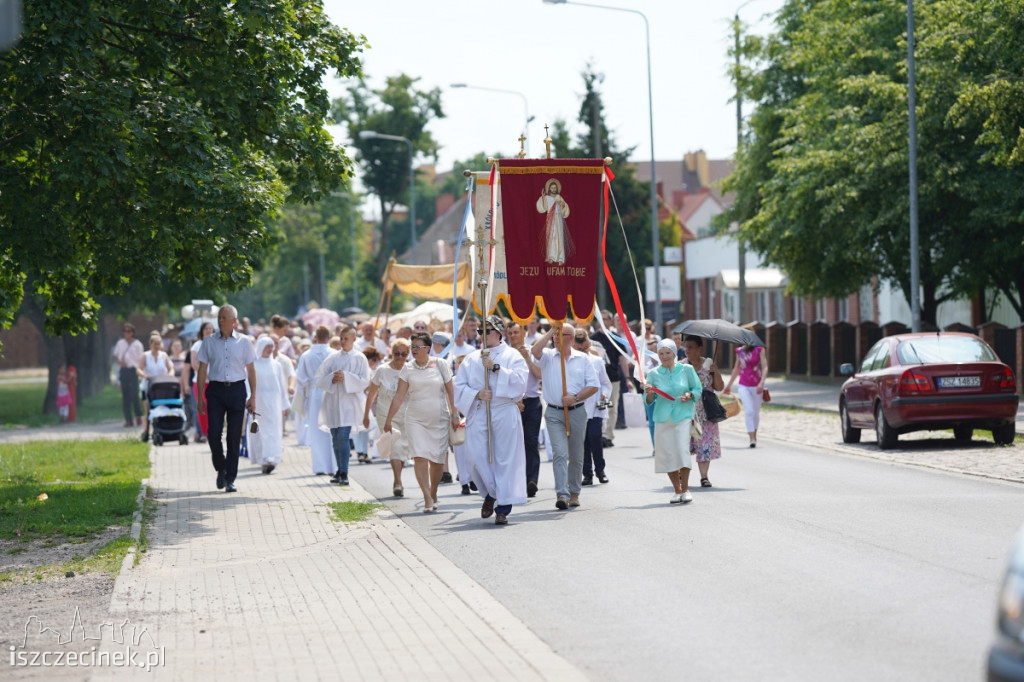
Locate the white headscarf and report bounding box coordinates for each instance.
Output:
[255,336,275,362]
[657,339,677,354]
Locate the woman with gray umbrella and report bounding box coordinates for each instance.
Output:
[674,319,766,449]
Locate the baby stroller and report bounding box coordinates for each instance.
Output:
[147,375,189,446]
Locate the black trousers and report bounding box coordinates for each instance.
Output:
[521,397,542,485]
[583,416,606,477]
[119,367,142,422]
[206,381,246,484]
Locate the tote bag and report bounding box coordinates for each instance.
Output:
[622,392,648,428]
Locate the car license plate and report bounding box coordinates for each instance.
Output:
[938,376,981,388]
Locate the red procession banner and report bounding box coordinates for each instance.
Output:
[492,158,607,322]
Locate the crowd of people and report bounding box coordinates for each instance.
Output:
[112,305,769,519]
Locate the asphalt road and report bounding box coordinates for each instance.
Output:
[350,422,1024,682]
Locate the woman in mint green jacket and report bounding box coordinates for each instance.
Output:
[645,340,703,504]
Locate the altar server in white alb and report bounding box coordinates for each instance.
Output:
[314,325,370,486]
[295,325,334,475]
[453,316,529,526]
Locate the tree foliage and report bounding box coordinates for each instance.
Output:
[230,191,374,320]
[0,1,365,338]
[332,74,444,276]
[551,67,658,322]
[719,0,1024,324]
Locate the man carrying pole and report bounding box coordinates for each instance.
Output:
[532,322,599,511]
[454,316,529,525]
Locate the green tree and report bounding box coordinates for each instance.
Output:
[333,74,444,277]
[231,191,372,319]
[0,1,364,412]
[552,67,658,322]
[719,0,1024,324]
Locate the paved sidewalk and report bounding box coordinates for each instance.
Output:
[94,440,586,682]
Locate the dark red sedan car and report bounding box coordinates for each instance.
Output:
[839,332,1018,448]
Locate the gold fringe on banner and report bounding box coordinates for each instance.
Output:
[498,165,605,175]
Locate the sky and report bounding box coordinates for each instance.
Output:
[321,0,785,175]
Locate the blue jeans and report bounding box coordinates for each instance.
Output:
[352,429,369,455]
[545,404,588,499]
[330,426,352,474]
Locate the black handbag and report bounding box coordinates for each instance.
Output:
[701,390,728,423]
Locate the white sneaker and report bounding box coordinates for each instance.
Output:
[681,492,693,504]
[669,493,683,504]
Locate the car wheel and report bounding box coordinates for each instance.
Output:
[992,422,1016,446]
[875,404,897,450]
[841,400,861,444]
[953,425,973,442]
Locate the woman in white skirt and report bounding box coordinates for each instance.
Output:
[363,338,410,497]
[645,339,703,504]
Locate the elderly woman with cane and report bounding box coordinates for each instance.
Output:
[645,339,703,505]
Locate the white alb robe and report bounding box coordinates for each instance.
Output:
[314,348,370,431]
[250,353,288,466]
[453,341,529,506]
[295,343,333,473]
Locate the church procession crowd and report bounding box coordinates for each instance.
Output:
[112,303,769,523]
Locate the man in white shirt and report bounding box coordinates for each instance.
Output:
[531,322,599,510]
[354,321,389,356]
[196,305,257,493]
[112,323,145,427]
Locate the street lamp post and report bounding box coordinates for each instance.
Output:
[358,130,417,264]
[450,83,533,156]
[733,1,759,324]
[543,0,662,335]
[907,0,921,332]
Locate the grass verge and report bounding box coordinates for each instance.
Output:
[327,500,383,524]
[0,439,150,540]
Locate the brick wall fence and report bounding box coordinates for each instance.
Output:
[0,314,167,371]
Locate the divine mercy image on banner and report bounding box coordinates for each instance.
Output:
[493,158,606,322]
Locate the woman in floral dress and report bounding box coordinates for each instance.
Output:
[683,336,724,488]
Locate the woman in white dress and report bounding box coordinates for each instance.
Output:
[384,332,460,512]
[250,337,288,474]
[363,339,410,497]
[137,334,173,442]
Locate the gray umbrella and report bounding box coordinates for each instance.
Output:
[672,319,764,347]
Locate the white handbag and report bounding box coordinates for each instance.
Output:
[622,392,648,428]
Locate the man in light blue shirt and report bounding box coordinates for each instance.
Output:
[197,304,257,493]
